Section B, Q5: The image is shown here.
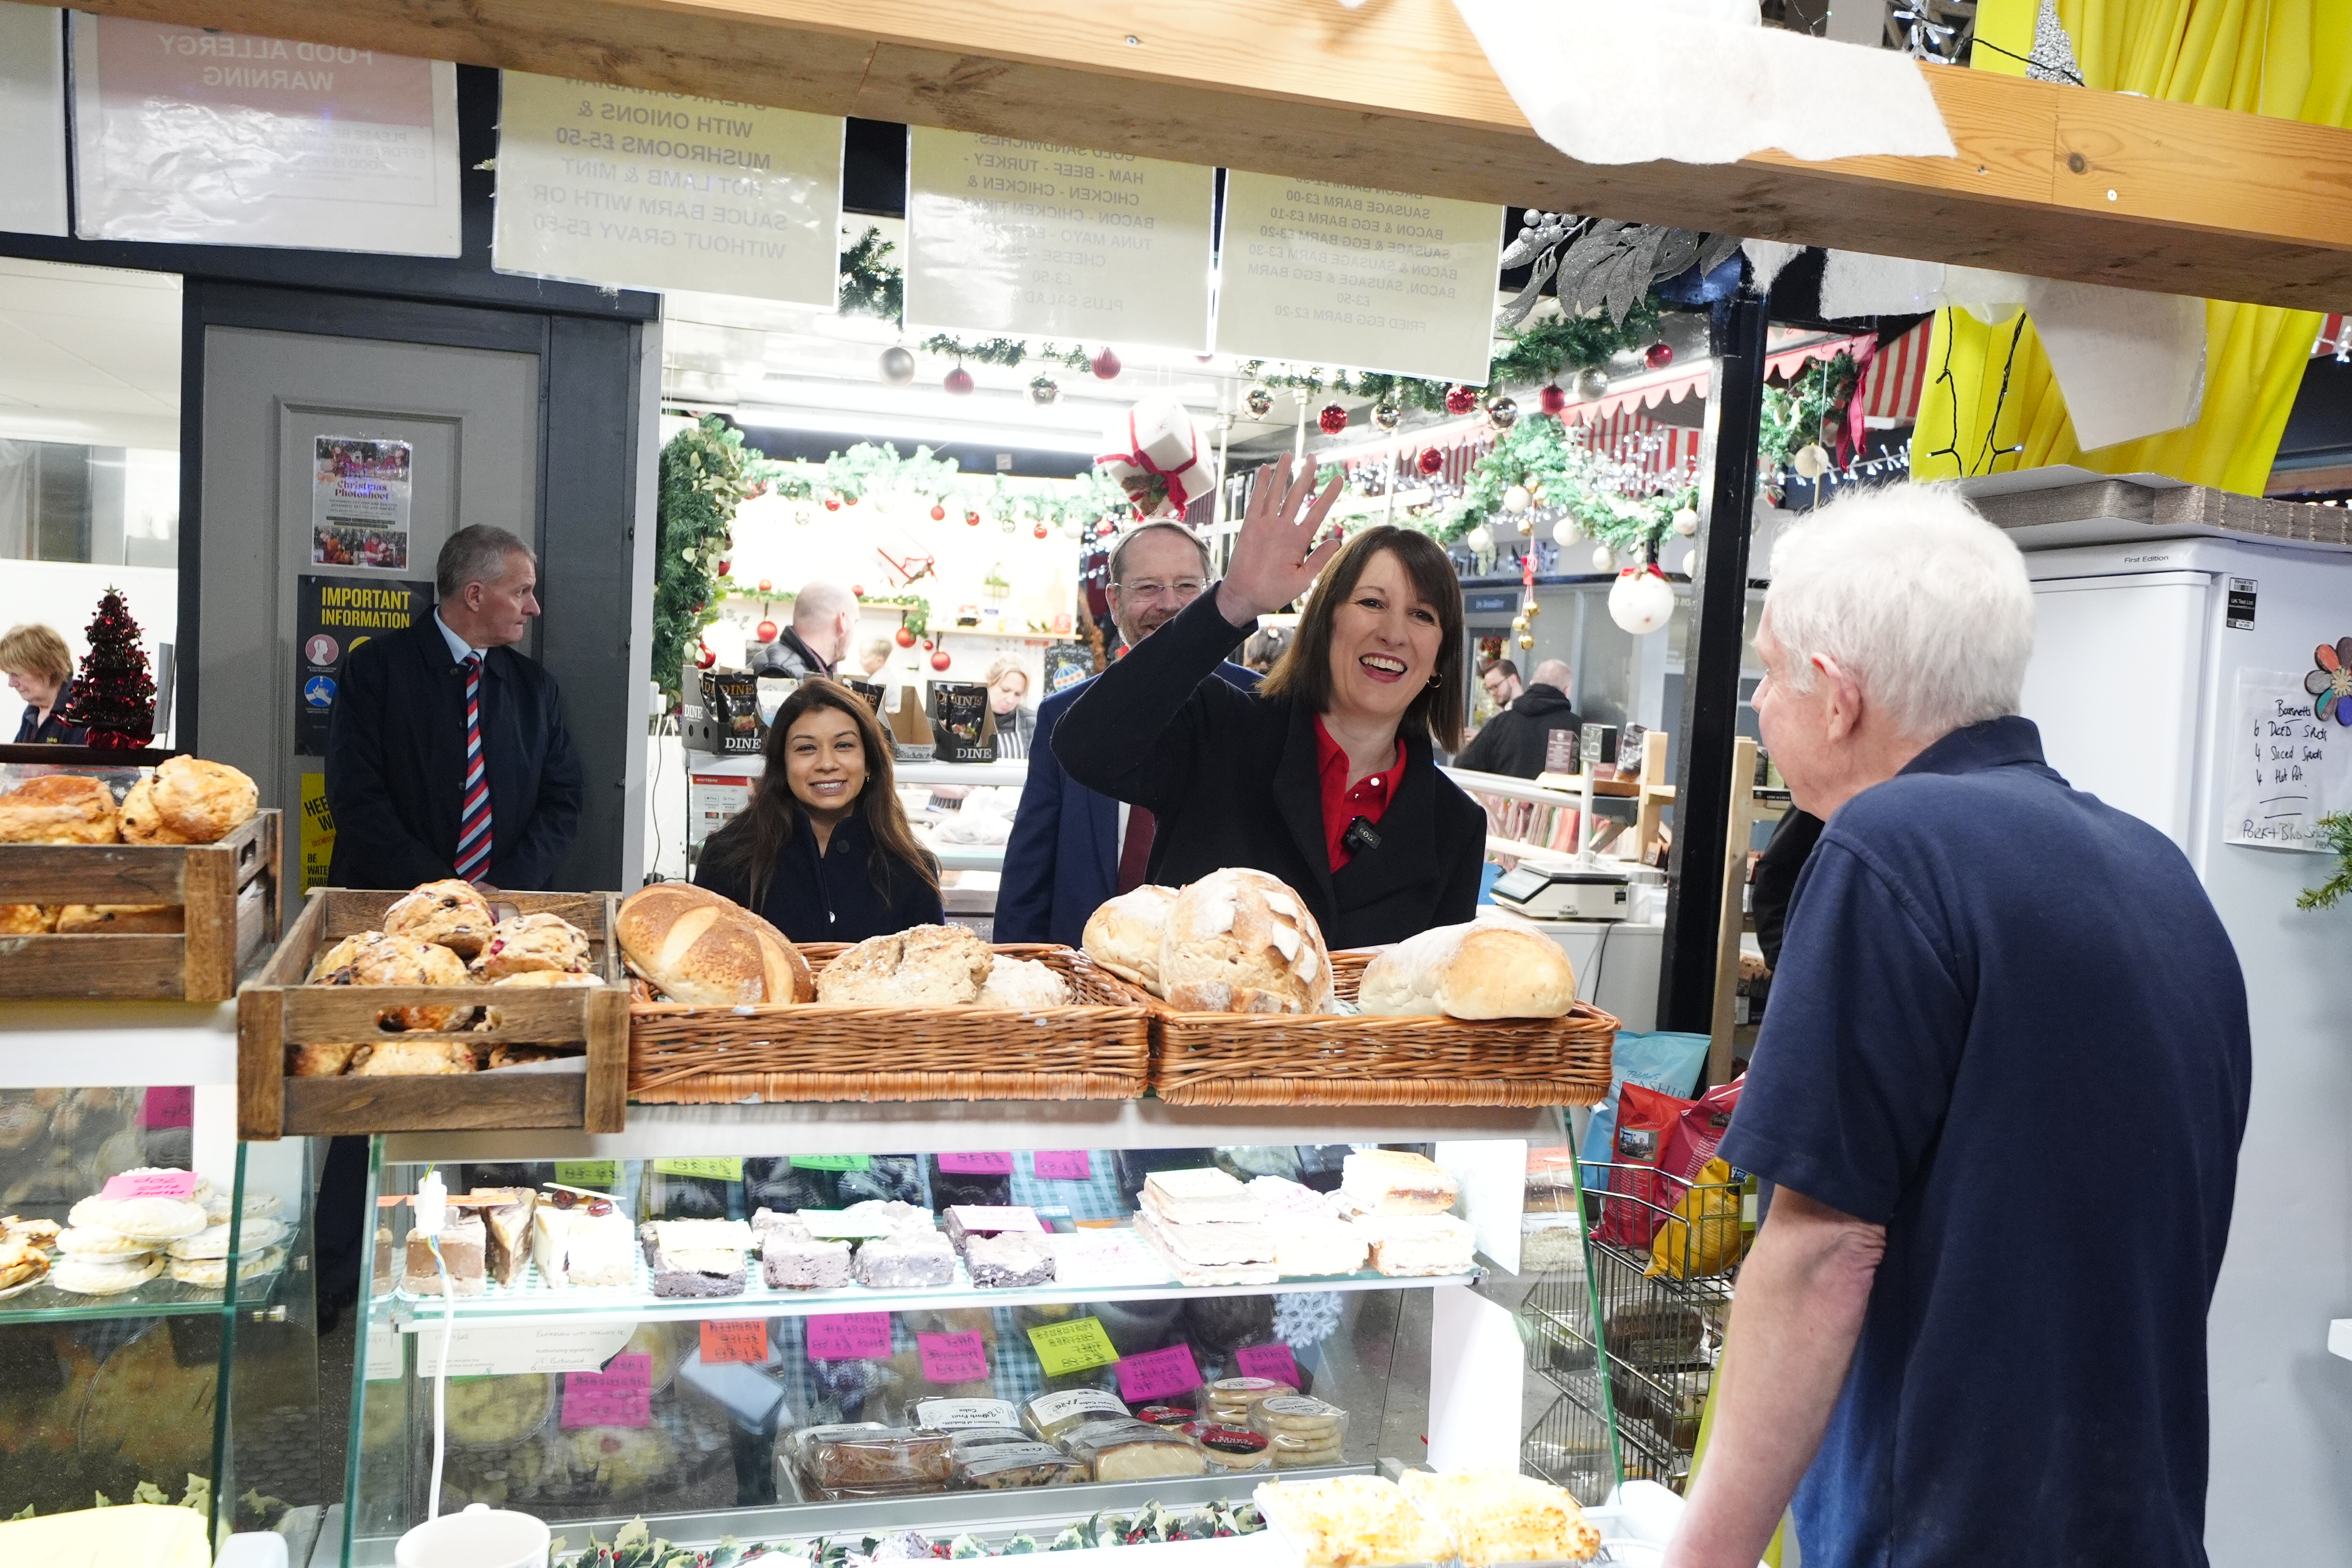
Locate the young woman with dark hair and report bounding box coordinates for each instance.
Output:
[1053,455,1486,948]
[694,679,942,942]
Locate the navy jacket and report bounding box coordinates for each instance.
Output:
[14,678,86,745]
[1053,591,1486,950]
[695,807,943,945]
[324,618,584,890]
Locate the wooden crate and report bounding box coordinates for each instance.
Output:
[237,888,627,1140]
[0,809,281,1002]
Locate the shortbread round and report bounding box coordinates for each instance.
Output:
[167,1245,285,1288]
[52,1254,164,1294]
[167,1216,288,1260]
[105,1196,210,1242]
[54,1226,149,1258]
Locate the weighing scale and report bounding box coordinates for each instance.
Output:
[1489,862,1634,921]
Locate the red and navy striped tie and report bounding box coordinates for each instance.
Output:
[454,653,493,881]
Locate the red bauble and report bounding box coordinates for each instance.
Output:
[965,510,980,526]
[851,584,865,597]
[1091,348,1121,380]
[930,651,952,672]
[823,496,841,511]
[715,559,730,576]
[1033,522,1049,539]
[1645,342,1675,370]
[1443,385,1478,416]
[921,637,934,651]
[755,619,779,643]
[930,503,946,521]
[944,367,975,396]
[894,626,917,648]
[1539,384,1568,416]
[757,578,773,593]
[1318,403,1349,435]
[695,644,716,669]
[1416,447,1445,476]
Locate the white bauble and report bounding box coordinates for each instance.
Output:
[1674,543,1695,575]
[1792,443,1831,480]
[1502,485,1532,515]
[1608,568,1675,636]
[1671,506,1700,537]
[1552,517,1581,546]
[1590,543,1616,572]
[1465,524,1494,553]
[878,345,918,386]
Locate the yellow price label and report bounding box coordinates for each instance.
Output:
[652,1157,743,1180]
[1026,1316,1119,1377]
[788,1155,870,1171]
[554,1162,618,1191]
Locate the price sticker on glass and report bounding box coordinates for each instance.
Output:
[806,1312,893,1362]
[560,1352,652,1429]
[700,1319,769,1365]
[917,1330,990,1383]
[1115,1343,1202,1404]
[1027,1316,1119,1376]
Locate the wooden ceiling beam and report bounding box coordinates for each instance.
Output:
[73,0,2352,312]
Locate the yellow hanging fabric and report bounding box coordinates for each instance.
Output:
[1913,0,2341,491]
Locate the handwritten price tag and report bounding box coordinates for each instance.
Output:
[554,1161,618,1191]
[1032,1150,1092,1180]
[141,1087,193,1129]
[101,1169,197,1200]
[936,1152,1014,1175]
[700,1319,769,1365]
[789,1155,871,1172]
[560,1352,652,1429]
[1235,1343,1301,1388]
[917,1330,990,1383]
[806,1312,893,1362]
[1116,1343,1201,1404]
[652,1157,742,1180]
[1026,1316,1119,1377]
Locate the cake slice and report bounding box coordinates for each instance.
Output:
[1141,1167,1264,1225]
[1338,1151,1459,1216]
[965,1230,1055,1288]
[943,1205,1042,1255]
[1268,1218,1369,1278]
[403,1211,486,1296]
[757,1212,853,1290]
[1135,1209,1278,1287]
[641,1219,750,1298]
[530,1198,635,1287]
[1354,1213,1477,1277]
[853,1227,957,1287]
[469,1188,537,1287]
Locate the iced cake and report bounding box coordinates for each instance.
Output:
[964,1230,1054,1288]
[640,1219,751,1298]
[756,1211,853,1290]
[403,1211,486,1296]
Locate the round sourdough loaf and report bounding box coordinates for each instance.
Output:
[814,922,991,1006]
[1355,921,1576,1019]
[1157,868,1333,1015]
[147,755,257,843]
[615,882,812,1005]
[1081,884,1177,995]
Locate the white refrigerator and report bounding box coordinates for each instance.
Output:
[2003,511,2352,1567]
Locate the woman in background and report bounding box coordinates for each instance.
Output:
[695,679,942,941]
[984,655,1037,760]
[1,624,83,744]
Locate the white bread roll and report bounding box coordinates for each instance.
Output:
[1356,922,1576,1020]
[1082,884,1178,996]
[615,882,812,1005]
[977,953,1071,1009]
[1157,868,1333,1015]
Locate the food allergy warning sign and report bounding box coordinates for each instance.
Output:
[904,128,1213,350]
[493,72,842,304]
[1213,171,1500,386]
[2225,670,2352,852]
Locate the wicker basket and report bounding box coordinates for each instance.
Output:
[1146,949,1619,1108]
[628,942,1151,1103]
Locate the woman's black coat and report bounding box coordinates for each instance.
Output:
[1053,589,1485,950]
[695,805,943,944]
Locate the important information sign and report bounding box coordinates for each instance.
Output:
[294,574,431,756]
[1214,170,1500,385]
[494,71,842,303]
[904,128,1213,349]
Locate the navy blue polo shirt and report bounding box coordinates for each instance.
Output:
[1720,716,2249,1568]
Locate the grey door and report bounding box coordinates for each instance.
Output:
[198,324,540,893]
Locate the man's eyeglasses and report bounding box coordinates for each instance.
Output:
[1117,578,1207,603]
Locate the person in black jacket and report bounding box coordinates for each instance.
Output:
[323,525,583,890]
[1455,658,1581,778]
[1055,457,1486,949]
[694,678,943,942]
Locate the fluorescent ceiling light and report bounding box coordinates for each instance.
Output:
[729,402,1108,454]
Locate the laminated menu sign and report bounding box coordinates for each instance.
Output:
[904,127,1214,349]
[561,1352,652,1429]
[1214,169,1501,386]
[70,16,461,254]
[493,71,843,304]
[917,1330,990,1383]
[1026,1315,1120,1375]
[807,1312,893,1362]
[1115,1343,1201,1403]
[2226,669,2352,852]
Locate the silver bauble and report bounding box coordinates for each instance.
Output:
[1029,373,1060,405]
[1372,402,1401,432]
[1572,368,1608,401]
[1485,396,1519,430]
[1245,387,1274,418]
[878,345,917,386]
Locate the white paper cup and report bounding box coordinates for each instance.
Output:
[394,1504,550,1568]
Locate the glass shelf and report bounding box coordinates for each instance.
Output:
[0,1257,289,1326]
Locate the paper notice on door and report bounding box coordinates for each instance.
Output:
[2224,670,2352,853]
[903,128,1214,349]
[493,71,843,304]
[312,438,413,570]
[1213,171,1501,385]
[70,15,460,253]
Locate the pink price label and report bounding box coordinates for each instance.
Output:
[917,1330,990,1383]
[1234,1343,1301,1388]
[806,1312,893,1362]
[560,1352,652,1429]
[947,1205,1042,1234]
[936,1152,1015,1175]
[1032,1150,1092,1180]
[141,1087,194,1129]
[1115,1343,1202,1404]
[100,1169,198,1201]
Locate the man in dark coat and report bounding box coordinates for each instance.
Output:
[324,524,583,891]
[755,579,855,679]
[1454,658,1580,777]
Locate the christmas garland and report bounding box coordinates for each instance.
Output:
[915,334,1098,374]
[655,415,771,702]
[1426,413,1695,558]
[838,226,902,323]
[1239,299,1667,412]
[1758,350,1860,481]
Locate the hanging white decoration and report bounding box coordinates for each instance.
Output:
[1466,524,1494,552]
[1671,506,1700,536]
[1792,443,1831,480]
[1608,566,1675,636]
[1502,485,1532,515]
[1590,543,1616,572]
[1553,517,1582,546]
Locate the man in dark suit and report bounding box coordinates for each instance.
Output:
[997,521,1256,947]
[324,524,584,890]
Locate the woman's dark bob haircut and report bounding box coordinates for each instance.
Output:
[1259,524,1466,752]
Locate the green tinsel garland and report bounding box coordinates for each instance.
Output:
[1758,350,1859,480]
[916,334,1097,373]
[838,226,902,323]
[1423,414,1695,559]
[655,415,770,702]
[1238,299,1666,411]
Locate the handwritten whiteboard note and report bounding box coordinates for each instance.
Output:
[2224,670,2352,853]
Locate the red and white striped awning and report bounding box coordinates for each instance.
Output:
[1862,320,1932,422]
[2316,314,2349,358]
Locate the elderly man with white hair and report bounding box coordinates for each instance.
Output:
[1668,486,2249,1568]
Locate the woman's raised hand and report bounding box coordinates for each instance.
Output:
[1215,455,1344,627]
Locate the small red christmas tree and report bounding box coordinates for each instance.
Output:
[59,587,156,750]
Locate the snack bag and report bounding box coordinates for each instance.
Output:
[1659,1077,1744,1186]
[1647,1156,1748,1280]
[1595,1082,1692,1248]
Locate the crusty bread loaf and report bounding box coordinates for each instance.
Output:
[815,923,991,1006]
[615,882,812,1005]
[470,912,592,980]
[976,953,1071,1009]
[286,1043,360,1077]
[383,879,496,957]
[1157,869,1333,1015]
[55,903,183,934]
[1356,922,1577,1020]
[119,777,192,845]
[0,904,53,935]
[350,1041,476,1076]
[147,755,257,843]
[0,775,118,844]
[1081,884,1177,996]
[307,931,475,1031]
